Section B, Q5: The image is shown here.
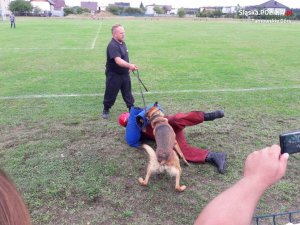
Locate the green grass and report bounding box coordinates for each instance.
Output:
[1,17,300,225]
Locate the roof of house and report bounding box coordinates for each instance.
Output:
[114,2,130,7]
[81,1,98,10]
[52,0,65,10]
[257,0,289,8]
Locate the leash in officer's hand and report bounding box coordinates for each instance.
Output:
[132,69,148,108]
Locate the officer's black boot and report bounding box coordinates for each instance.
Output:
[205,152,227,174]
[102,108,110,119]
[204,110,224,121]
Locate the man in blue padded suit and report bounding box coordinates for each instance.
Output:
[102,24,138,119]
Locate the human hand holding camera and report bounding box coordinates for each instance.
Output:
[243,144,289,191]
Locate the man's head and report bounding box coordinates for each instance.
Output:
[118,112,130,127]
[112,24,125,43]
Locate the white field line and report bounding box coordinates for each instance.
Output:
[0,23,103,51]
[0,47,91,50]
[91,22,102,49]
[1,85,300,100]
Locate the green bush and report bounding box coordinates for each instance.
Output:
[63,7,73,15]
[73,6,90,14]
[106,5,122,15]
[153,6,164,14]
[9,0,32,14]
[123,7,144,15]
[63,6,89,16]
[292,9,300,20]
[177,8,186,18]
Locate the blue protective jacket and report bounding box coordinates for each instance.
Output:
[125,103,162,147]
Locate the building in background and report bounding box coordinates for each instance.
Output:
[244,0,289,15]
[145,4,172,15]
[30,0,54,14]
[52,0,65,16]
[113,2,129,8]
[184,8,199,16]
[81,1,98,12]
[222,6,237,14]
[0,0,10,20]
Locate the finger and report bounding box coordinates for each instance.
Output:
[278,153,289,177]
[268,144,281,157]
[282,153,289,160]
[271,144,280,153]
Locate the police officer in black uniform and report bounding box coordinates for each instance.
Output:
[102,24,138,119]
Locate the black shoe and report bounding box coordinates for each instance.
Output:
[206,152,227,174]
[204,110,224,121]
[102,109,109,119]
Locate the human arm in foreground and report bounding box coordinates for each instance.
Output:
[194,144,289,225]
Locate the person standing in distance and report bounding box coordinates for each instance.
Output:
[10,13,16,28]
[102,24,138,119]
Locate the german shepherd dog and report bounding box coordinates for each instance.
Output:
[138,102,189,192]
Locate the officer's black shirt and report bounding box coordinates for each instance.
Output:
[106,38,129,75]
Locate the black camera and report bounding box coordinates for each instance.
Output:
[280,130,300,154]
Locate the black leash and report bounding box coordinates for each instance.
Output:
[133,70,148,91]
[132,70,148,108]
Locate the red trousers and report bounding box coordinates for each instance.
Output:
[143,111,209,163]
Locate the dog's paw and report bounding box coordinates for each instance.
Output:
[176,185,186,192]
[138,177,147,186]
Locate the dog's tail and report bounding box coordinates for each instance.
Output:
[141,144,157,162]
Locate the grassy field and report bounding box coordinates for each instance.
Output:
[1,17,300,225]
